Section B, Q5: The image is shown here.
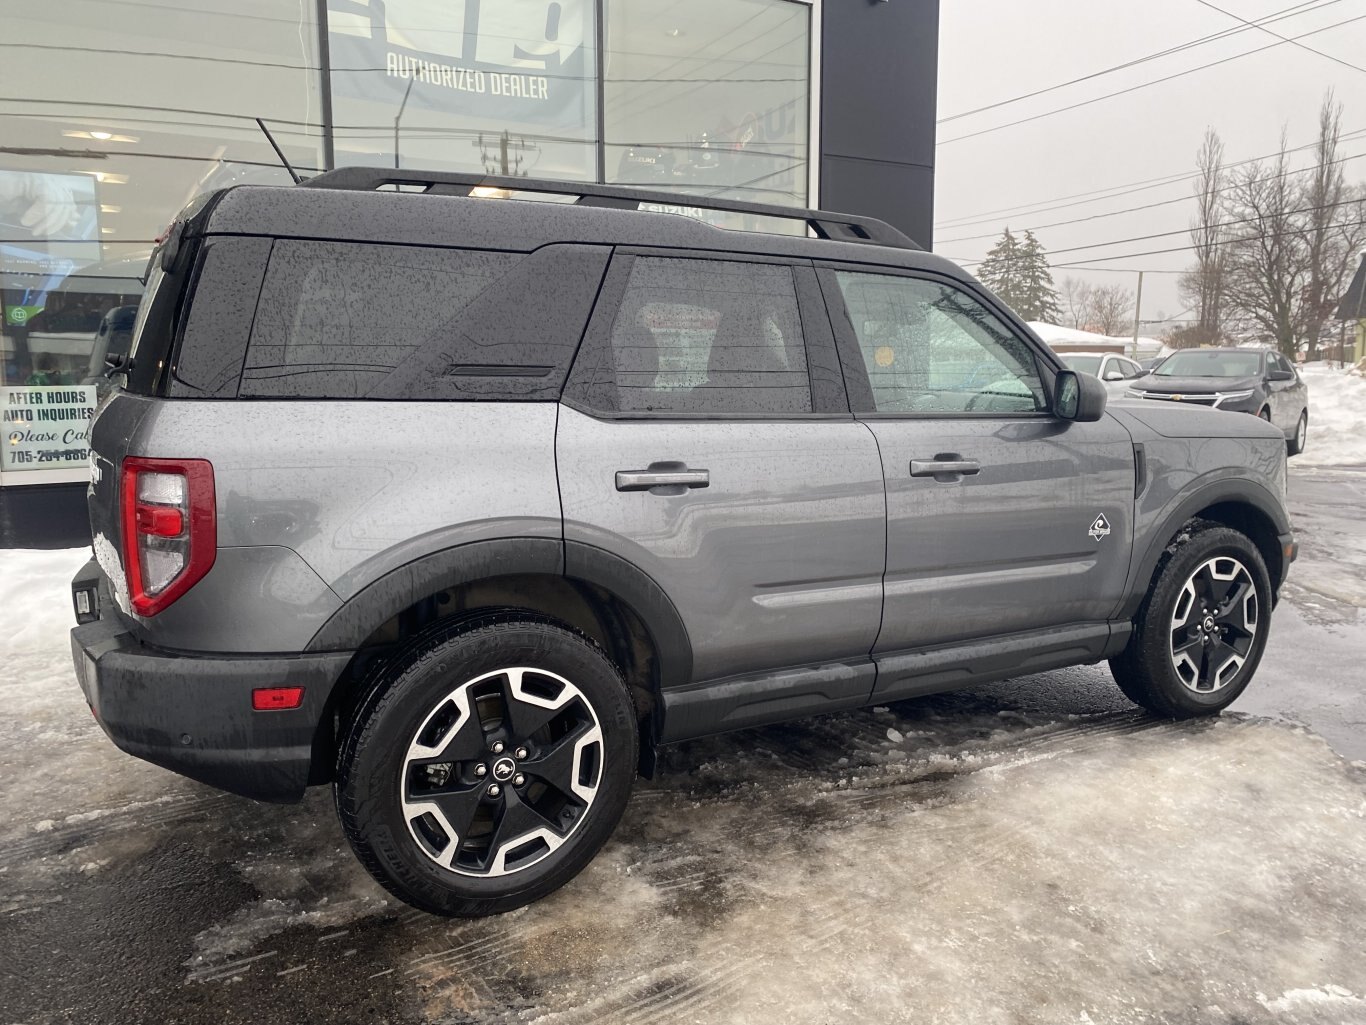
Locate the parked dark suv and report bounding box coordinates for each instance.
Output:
[1123,347,1310,456]
[70,170,1296,916]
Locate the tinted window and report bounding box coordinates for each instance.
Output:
[170,236,271,398]
[1119,358,1143,378]
[575,257,811,415]
[832,272,1045,414]
[241,241,519,399]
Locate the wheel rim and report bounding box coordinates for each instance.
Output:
[1296,414,1307,449]
[400,667,604,878]
[1169,556,1258,694]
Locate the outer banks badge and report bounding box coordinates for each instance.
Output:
[1088,514,1112,541]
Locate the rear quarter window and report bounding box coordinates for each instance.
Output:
[239,240,608,401]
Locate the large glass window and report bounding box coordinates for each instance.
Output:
[2,0,323,477]
[327,0,599,180]
[1,0,815,479]
[604,0,811,208]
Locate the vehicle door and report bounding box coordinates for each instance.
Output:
[816,265,1135,696]
[1266,353,1302,430]
[557,251,886,703]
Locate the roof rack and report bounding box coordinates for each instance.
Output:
[298,167,920,251]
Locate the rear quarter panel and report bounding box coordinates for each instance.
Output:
[113,400,561,652]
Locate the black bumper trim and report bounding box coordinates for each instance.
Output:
[71,616,352,803]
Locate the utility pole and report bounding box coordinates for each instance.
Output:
[1131,270,1145,359]
[394,77,415,170]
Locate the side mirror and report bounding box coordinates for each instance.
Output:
[1268,369,1295,381]
[1055,369,1108,422]
[1103,369,1124,381]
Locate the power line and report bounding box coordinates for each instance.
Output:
[935,126,1366,229]
[1047,217,1366,268]
[937,0,1340,124]
[1192,0,1366,75]
[936,146,1366,244]
[1039,194,1366,259]
[937,13,1366,147]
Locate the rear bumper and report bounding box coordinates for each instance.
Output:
[71,613,352,802]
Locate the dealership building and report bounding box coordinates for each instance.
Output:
[0,0,939,546]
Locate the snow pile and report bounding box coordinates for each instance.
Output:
[1028,321,1167,356]
[1296,363,1366,467]
[0,547,89,655]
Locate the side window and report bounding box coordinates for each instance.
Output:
[240,241,519,399]
[831,271,1046,414]
[1120,358,1143,378]
[577,256,811,415]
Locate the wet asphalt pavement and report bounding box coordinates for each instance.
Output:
[2,467,1364,1025]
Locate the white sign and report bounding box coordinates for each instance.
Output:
[1,385,97,471]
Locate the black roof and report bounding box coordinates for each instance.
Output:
[189,168,962,278]
[1337,253,1366,321]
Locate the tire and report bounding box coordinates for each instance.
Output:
[336,615,638,916]
[1110,522,1273,718]
[1287,410,1308,457]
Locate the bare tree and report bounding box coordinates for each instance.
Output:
[1179,127,1228,346]
[1088,283,1136,335]
[1221,129,1311,358]
[1059,277,1094,329]
[1302,92,1366,358]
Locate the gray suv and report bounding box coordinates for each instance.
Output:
[69,170,1297,917]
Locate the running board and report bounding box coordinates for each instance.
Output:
[872,622,1128,703]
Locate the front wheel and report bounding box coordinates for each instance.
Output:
[336,617,638,916]
[1110,523,1272,718]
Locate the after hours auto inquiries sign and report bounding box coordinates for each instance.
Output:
[1,384,97,471]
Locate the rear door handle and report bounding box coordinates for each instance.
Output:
[615,468,710,492]
[910,459,980,478]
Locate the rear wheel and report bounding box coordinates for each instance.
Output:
[1287,410,1308,456]
[1110,523,1272,718]
[336,617,637,916]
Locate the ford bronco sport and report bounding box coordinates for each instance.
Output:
[69,169,1296,916]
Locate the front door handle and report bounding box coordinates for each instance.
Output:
[910,458,980,478]
[615,468,710,492]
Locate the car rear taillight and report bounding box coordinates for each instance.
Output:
[120,456,216,616]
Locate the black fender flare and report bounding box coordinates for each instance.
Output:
[1118,477,1290,621]
[304,538,693,697]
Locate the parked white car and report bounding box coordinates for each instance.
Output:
[1060,351,1148,397]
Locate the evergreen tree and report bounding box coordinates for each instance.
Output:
[977,228,1023,313]
[1017,230,1062,323]
[978,228,1063,323]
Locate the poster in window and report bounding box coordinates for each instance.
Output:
[326,0,595,128]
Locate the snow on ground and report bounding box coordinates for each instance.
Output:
[1295,363,1366,467]
[4,547,1366,1024]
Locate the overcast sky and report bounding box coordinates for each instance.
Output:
[934,0,1366,325]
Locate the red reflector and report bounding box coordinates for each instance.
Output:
[252,687,305,711]
[135,504,184,537]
